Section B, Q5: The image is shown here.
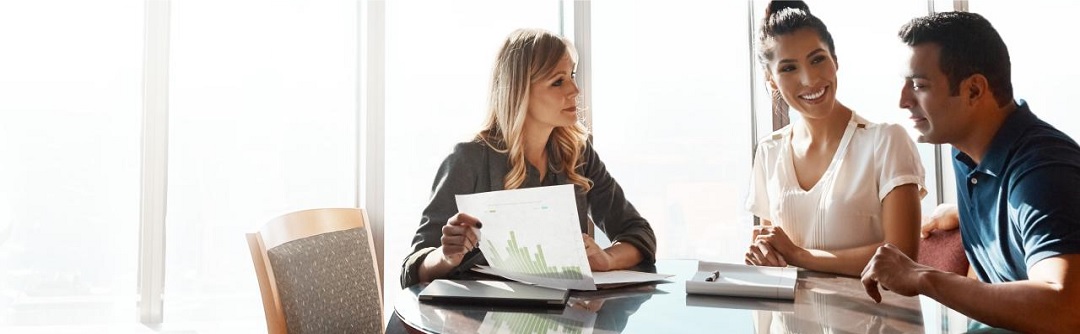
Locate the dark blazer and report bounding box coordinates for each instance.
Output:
[399,139,657,287]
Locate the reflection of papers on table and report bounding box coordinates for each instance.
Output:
[476,304,597,334]
[685,294,795,313]
[456,185,596,290]
[685,261,797,300]
[474,265,673,289]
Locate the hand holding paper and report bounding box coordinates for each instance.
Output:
[439,212,482,264]
[456,184,597,290]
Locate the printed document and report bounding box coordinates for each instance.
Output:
[456,184,596,290]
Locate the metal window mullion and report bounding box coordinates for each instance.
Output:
[138,0,170,325]
[747,0,762,226]
[360,0,386,292]
[747,0,759,158]
[573,0,593,132]
[954,0,969,12]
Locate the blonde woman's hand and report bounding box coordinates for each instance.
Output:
[583,234,614,272]
[438,212,482,266]
[921,203,959,238]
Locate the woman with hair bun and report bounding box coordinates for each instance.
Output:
[400,28,657,288]
[744,1,925,276]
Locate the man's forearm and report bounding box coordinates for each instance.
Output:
[919,271,1080,334]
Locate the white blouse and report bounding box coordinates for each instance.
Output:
[746,113,926,250]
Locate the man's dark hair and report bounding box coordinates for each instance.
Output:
[899,12,1013,107]
[757,0,837,67]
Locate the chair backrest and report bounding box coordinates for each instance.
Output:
[917,228,969,276]
[246,208,383,334]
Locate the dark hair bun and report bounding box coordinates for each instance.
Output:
[765,0,810,19]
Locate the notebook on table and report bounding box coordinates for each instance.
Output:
[684,261,798,300]
[418,279,569,308]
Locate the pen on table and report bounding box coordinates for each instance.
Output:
[705,270,720,282]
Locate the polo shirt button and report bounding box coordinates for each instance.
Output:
[970,177,978,185]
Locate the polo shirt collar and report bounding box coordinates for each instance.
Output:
[957,99,1036,177]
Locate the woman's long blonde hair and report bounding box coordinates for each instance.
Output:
[477,28,592,193]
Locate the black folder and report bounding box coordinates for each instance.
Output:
[418,279,569,308]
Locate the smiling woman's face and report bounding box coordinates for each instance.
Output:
[766,28,840,121]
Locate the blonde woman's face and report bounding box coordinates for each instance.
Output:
[526,53,579,130]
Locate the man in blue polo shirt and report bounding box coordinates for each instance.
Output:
[860,12,1080,333]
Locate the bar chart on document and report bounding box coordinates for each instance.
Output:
[456,184,597,290]
[484,231,583,279]
[477,307,596,334]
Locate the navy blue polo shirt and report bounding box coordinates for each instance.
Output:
[954,100,1080,283]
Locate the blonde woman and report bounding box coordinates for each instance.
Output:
[400,28,656,288]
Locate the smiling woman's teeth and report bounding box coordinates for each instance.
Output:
[800,87,826,100]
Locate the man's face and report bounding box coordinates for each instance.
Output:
[899,43,970,144]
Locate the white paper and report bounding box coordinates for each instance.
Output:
[474,265,672,288]
[456,184,596,290]
[592,270,674,286]
[685,261,798,300]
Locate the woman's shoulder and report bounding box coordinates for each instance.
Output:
[756,125,793,151]
[441,140,494,167]
[449,139,490,156]
[851,114,912,140]
[582,136,597,154]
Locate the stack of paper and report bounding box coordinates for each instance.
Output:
[685,261,798,300]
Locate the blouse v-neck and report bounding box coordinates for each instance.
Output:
[785,115,858,193]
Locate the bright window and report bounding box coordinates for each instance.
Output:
[970,3,1080,139]
[591,0,754,263]
[0,0,143,327]
[165,0,357,329]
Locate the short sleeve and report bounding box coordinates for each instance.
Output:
[1009,164,1080,269]
[875,124,927,201]
[746,144,772,221]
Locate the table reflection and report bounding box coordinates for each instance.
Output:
[568,286,654,333]
[399,284,655,334]
[476,307,595,334]
[391,260,1014,333]
[749,270,923,334]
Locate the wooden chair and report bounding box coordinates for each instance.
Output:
[247,208,383,334]
[917,228,970,276]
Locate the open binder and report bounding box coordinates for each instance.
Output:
[685,261,798,300]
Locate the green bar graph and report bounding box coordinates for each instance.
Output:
[486,312,585,334]
[484,231,584,280]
